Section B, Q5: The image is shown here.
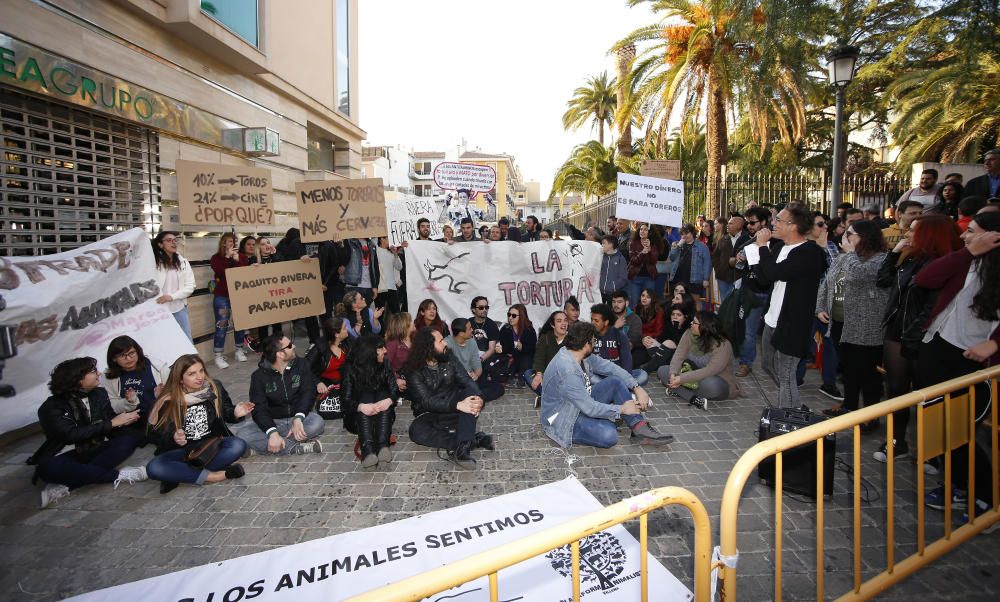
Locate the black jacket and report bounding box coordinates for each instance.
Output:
[965,173,998,201]
[756,241,828,358]
[406,357,480,417]
[305,338,351,384]
[735,237,783,294]
[150,379,240,454]
[498,323,538,372]
[36,387,117,462]
[341,359,400,427]
[877,251,937,350]
[249,358,318,433]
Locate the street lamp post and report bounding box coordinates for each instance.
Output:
[826,45,859,209]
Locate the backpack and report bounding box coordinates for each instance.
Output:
[717,287,761,352]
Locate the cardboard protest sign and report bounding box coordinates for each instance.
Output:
[640,159,681,181]
[295,178,388,243]
[176,160,273,227]
[433,162,496,194]
[227,261,324,331]
[615,172,684,229]
[385,199,443,245]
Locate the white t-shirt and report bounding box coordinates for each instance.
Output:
[764,241,805,329]
[925,265,1000,350]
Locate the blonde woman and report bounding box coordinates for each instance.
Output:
[146,355,252,494]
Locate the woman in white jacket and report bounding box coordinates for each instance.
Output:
[152,231,196,341]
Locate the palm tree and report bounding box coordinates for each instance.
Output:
[549,141,643,206]
[562,72,617,146]
[615,45,637,159]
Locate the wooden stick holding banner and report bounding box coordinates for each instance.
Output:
[227,261,324,331]
[176,160,273,227]
[294,178,388,243]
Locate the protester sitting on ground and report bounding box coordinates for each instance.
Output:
[496,303,537,387]
[915,211,1000,514]
[528,310,570,405]
[341,335,400,469]
[873,214,962,463]
[640,303,690,374]
[469,296,502,379]
[564,296,581,325]
[589,303,648,386]
[146,354,250,494]
[660,312,739,411]
[245,335,326,455]
[670,290,698,319]
[414,298,449,336]
[384,312,415,378]
[637,289,664,340]
[152,230,195,341]
[627,222,663,306]
[610,290,644,361]
[33,357,148,508]
[102,335,169,435]
[209,232,250,369]
[404,327,492,469]
[336,290,384,339]
[599,235,628,303]
[447,318,504,402]
[540,322,673,448]
[305,317,351,419]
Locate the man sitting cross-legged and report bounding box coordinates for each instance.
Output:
[540,322,674,448]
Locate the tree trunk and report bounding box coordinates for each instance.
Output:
[598,122,604,147]
[615,45,635,158]
[705,65,728,218]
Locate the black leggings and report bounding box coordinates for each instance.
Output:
[839,342,883,412]
[883,339,917,441]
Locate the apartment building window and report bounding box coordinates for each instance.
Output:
[201,0,259,47]
[307,128,335,172]
[336,0,351,115]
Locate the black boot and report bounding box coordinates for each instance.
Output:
[159,481,179,495]
[375,410,394,463]
[473,431,495,451]
[357,414,378,469]
[448,439,476,470]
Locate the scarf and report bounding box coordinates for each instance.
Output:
[184,384,215,408]
[689,332,710,355]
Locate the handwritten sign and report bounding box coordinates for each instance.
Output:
[227,261,325,330]
[176,160,273,226]
[294,178,388,243]
[385,199,443,245]
[433,162,496,193]
[615,172,684,228]
[639,160,681,181]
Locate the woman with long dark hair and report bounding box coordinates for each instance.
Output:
[627,222,664,307]
[209,232,249,369]
[146,355,252,494]
[305,317,351,419]
[336,290,384,338]
[916,211,1000,512]
[640,303,691,374]
[528,310,569,399]
[636,288,664,339]
[817,220,889,425]
[152,231,195,341]
[930,181,965,219]
[496,303,537,387]
[873,214,962,462]
[343,335,400,469]
[414,298,448,336]
[659,311,738,410]
[103,335,170,424]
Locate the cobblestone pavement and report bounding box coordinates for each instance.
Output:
[1,331,998,601]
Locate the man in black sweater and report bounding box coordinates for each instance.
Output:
[752,202,828,407]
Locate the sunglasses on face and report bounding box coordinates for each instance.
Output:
[508,313,519,318]
[279,342,295,352]
[747,220,759,225]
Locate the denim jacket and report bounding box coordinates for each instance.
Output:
[342,238,380,288]
[667,240,712,284]
[540,347,638,448]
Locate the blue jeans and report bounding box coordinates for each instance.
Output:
[590,369,649,388]
[37,435,141,489]
[213,296,245,353]
[654,269,670,301]
[627,276,657,308]
[235,414,326,456]
[738,292,770,368]
[146,436,246,485]
[717,280,735,305]
[172,306,192,341]
[571,377,642,448]
[796,320,839,386]
[523,369,542,395]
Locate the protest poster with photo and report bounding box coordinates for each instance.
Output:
[432,162,497,196]
[404,240,602,328]
[176,159,273,227]
[385,198,443,246]
[65,477,692,602]
[226,261,325,331]
[0,228,196,436]
[295,178,388,243]
[615,172,684,229]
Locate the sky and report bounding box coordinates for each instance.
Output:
[358,0,658,199]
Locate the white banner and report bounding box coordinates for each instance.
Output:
[66,477,692,601]
[405,240,602,328]
[616,172,684,228]
[385,198,443,246]
[0,228,196,435]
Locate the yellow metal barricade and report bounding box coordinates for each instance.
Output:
[346,486,712,602]
[718,366,1000,602]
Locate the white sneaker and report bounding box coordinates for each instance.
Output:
[113,465,148,489]
[234,349,248,363]
[214,354,230,370]
[40,484,70,508]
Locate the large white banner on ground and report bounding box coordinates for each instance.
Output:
[405,240,602,328]
[0,228,196,435]
[385,198,443,246]
[66,477,692,602]
[616,172,684,228]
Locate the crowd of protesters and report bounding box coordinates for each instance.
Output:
[31,153,1000,516]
